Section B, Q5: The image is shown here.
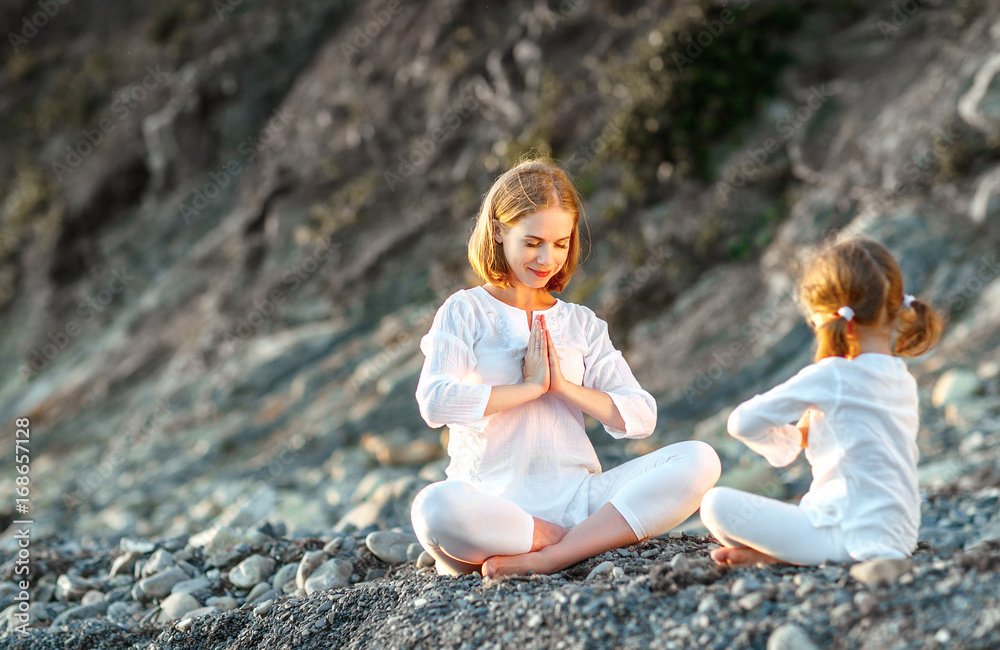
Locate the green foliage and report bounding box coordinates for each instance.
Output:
[147,1,212,48]
[0,163,64,308]
[608,1,803,184]
[724,202,783,260]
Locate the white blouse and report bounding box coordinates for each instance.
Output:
[415,286,657,526]
[727,353,921,560]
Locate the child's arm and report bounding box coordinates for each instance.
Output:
[796,410,812,448]
[728,363,838,467]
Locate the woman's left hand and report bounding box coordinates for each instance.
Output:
[540,314,569,396]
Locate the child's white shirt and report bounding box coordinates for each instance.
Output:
[415,286,656,526]
[727,353,920,560]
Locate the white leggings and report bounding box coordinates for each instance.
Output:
[411,441,721,575]
[700,486,853,565]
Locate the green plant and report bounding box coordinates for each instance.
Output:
[605,1,803,184]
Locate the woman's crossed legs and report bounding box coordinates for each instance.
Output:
[410,440,721,576]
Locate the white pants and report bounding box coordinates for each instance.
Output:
[700,486,853,565]
[411,440,721,575]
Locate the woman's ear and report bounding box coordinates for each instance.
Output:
[492,219,503,245]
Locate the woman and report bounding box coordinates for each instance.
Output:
[411,159,720,577]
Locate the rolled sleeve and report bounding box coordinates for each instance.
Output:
[415,300,492,432]
[727,361,840,467]
[581,310,657,439]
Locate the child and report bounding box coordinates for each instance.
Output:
[410,159,720,577]
[701,238,944,566]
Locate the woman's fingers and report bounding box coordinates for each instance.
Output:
[523,315,549,391]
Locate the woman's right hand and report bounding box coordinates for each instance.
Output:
[523,315,549,392]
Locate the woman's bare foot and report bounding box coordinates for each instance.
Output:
[483,547,560,578]
[531,517,569,552]
[710,546,783,567]
[485,504,640,579]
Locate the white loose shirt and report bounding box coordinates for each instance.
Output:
[415,286,657,527]
[727,353,921,560]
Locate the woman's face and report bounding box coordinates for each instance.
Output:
[494,207,575,291]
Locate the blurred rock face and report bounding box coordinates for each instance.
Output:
[0,0,998,547]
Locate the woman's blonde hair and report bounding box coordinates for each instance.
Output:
[468,159,584,292]
[798,238,944,361]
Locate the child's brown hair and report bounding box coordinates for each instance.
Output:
[798,238,944,361]
[468,159,584,292]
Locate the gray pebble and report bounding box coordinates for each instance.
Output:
[737,593,764,610]
[229,555,277,589]
[849,558,913,586]
[767,623,820,650]
[296,550,328,590]
[138,567,188,600]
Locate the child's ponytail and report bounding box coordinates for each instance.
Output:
[814,316,857,362]
[894,298,944,357]
[799,238,944,362]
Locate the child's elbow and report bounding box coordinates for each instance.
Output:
[726,407,744,439]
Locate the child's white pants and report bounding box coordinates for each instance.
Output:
[411,440,720,575]
[700,486,853,565]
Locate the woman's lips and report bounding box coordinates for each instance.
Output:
[530,269,551,278]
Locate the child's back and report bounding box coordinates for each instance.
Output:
[729,353,920,560]
[703,237,944,567]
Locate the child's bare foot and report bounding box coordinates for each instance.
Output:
[710,546,783,567]
[531,517,569,552]
[482,547,560,578]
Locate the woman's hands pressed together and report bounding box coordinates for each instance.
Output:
[523,314,571,397]
[501,312,624,431]
[540,315,570,397]
[523,314,550,392]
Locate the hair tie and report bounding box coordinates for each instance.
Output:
[837,306,855,322]
[903,294,915,309]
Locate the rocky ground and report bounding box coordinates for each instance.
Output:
[2,365,999,649]
[2,0,1000,647]
[1,489,999,650]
